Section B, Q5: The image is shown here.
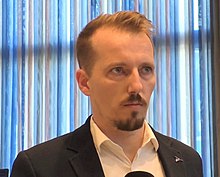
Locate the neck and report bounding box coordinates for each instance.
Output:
[93,117,145,161]
[113,127,145,161]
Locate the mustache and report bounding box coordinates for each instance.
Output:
[122,93,147,105]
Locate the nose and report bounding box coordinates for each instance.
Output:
[127,69,143,94]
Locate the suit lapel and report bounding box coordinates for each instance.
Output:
[65,118,187,177]
[154,131,187,177]
[67,117,105,177]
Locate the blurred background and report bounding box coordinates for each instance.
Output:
[0,0,219,177]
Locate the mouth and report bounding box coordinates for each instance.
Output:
[121,94,147,109]
[123,102,145,110]
[124,101,143,106]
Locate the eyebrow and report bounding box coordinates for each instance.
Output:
[107,62,126,67]
[106,61,155,70]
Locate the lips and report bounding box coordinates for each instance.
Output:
[123,101,143,106]
[121,93,147,107]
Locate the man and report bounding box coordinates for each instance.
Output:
[11,11,203,177]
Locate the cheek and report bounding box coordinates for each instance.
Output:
[103,87,119,103]
[90,82,115,100]
[92,82,125,108]
[143,80,156,96]
[90,84,117,114]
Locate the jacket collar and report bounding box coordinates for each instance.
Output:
[67,117,105,177]
[153,130,187,177]
[66,117,186,177]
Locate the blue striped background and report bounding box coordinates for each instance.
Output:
[0,0,213,176]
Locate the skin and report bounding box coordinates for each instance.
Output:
[76,27,155,161]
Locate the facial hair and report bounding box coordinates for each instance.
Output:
[114,94,147,131]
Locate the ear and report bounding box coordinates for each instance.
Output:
[76,69,90,96]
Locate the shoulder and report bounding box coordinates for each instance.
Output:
[25,131,74,155]
[22,117,91,156]
[154,130,202,161]
[11,119,92,177]
[154,130,203,176]
[11,132,76,177]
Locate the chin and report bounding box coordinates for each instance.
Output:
[115,115,145,131]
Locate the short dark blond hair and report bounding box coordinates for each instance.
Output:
[76,11,153,75]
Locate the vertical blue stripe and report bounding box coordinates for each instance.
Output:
[199,1,211,175]
[49,0,58,138]
[173,0,182,140]
[70,0,75,131]
[169,0,177,138]
[111,0,116,12]
[21,0,28,149]
[123,0,130,10]
[192,35,201,153]
[160,0,168,134]
[10,0,18,166]
[33,0,39,144]
[1,0,7,168]
[0,1,214,176]
[81,0,88,28]
[139,0,144,13]
[57,0,68,135]
[115,0,120,11]
[2,0,14,168]
[91,0,100,19]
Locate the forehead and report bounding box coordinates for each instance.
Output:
[91,27,154,63]
[92,27,151,46]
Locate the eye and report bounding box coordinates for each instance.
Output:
[111,67,125,75]
[139,66,154,76]
[107,66,127,80]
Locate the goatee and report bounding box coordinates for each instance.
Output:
[115,112,145,131]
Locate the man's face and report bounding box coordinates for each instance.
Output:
[77,28,155,132]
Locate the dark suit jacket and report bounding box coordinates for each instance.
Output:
[11,117,203,177]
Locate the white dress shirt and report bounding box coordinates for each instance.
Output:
[90,118,166,177]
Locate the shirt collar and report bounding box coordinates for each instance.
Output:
[143,122,159,151]
[90,117,111,153]
[90,117,159,153]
